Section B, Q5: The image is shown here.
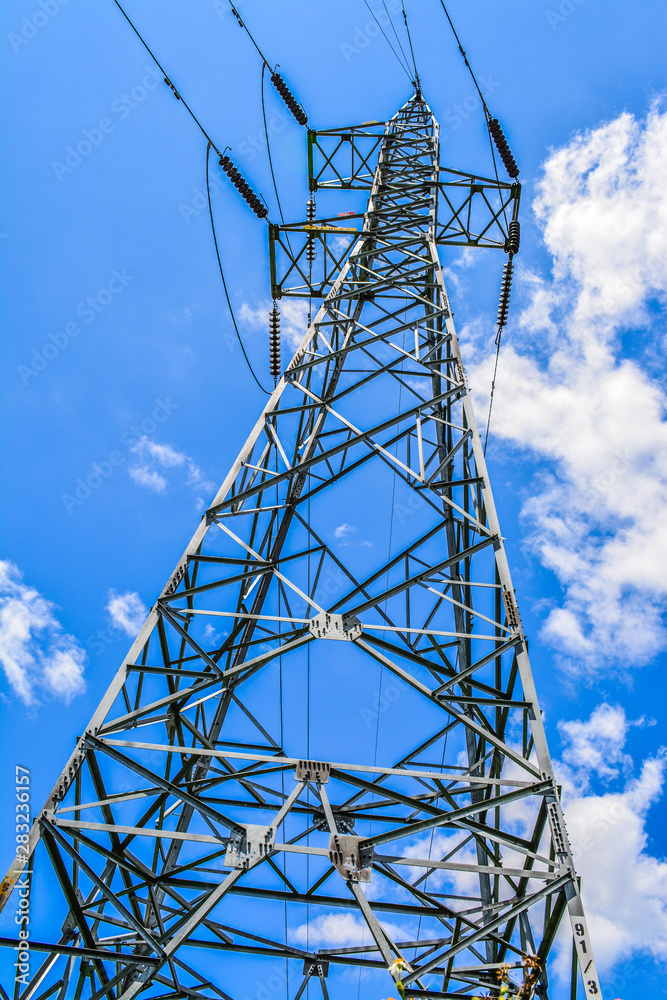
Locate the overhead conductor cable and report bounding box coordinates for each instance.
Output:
[206,143,270,394]
[111,0,223,154]
[437,1,520,179]
[111,0,270,220]
[228,2,308,126]
[112,1,271,392]
[436,1,522,449]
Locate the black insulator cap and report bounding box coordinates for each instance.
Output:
[497,258,514,328]
[220,155,267,219]
[269,304,282,381]
[271,71,308,126]
[505,220,521,255]
[488,117,520,179]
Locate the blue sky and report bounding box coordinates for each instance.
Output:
[1,0,666,996]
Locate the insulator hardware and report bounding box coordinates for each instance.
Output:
[497,257,514,329]
[271,71,308,126]
[163,77,181,100]
[306,198,317,264]
[218,154,268,219]
[269,303,281,384]
[505,220,520,255]
[487,117,520,178]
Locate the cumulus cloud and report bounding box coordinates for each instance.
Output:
[0,560,86,705]
[106,590,148,636]
[128,436,215,504]
[557,702,653,784]
[468,103,667,674]
[334,523,356,540]
[555,705,667,976]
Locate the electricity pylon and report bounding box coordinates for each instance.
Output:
[1,95,602,1000]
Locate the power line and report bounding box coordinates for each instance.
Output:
[228,1,309,126]
[436,0,488,113]
[483,334,502,454]
[206,142,271,395]
[112,1,271,391]
[435,1,519,450]
[261,61,296,263]
[362,0,414,84]
[228,2,270,65]
[261,62,287,226]
[401,2,422,93]
[382,0,413,75]
[111,0,224,155]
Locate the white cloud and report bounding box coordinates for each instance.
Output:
[106,590,148,636]
[555,705,667,976]
[534,105,667,326]
[185,460,216,495]
[203,623,221,644]
[334,523,356,539]
[128,465,168,493]
[41,648,86,703]
[292,911,406,948]
[127,435,215,504]
[557,703,653,785]
[0,561,86,705]
[469,103,667,673]
[139,439,186,469]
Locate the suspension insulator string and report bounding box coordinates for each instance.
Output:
[218,154,268,219]
[271,71,308,126]
[306,197,317,264]
[496,255,514,329]
[484,255,515,453]
[505,219,520,255]
[487,117,520,179]
[306,197,317,327]
[269,303,281,385]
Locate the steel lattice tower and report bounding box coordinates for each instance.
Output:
[1,96,603,1000]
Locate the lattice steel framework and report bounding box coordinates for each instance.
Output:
[1,96,603,1000]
